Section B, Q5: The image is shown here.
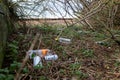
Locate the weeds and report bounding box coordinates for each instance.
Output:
[81,48,94,58]
[2,24,120,79]
[0,61,21,80]
[8,40,18,54]
[6,40,19,61]
[39,76,48,80]
[69,62,88,79]
[9,61,21,72]
[69,63,80,71]
[74,70,88,79]
[114,61,120,67]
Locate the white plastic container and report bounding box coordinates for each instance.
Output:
[58,37,71,44]
[33,56,42,66]
[44,54,58,60]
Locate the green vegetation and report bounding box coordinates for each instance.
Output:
[0,0,120,80]
[1,24,119,80]
[114,61,120,67]
[81,49,94,58]
[6,40,19,61]
[0,61,20,80]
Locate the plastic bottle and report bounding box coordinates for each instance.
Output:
[58,37,71,44]
[29,49,50,58]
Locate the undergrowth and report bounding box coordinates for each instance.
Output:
[1,24,120,80]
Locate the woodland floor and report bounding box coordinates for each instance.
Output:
[1,25,120,80]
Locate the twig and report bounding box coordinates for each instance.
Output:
[37,34,42,49]
[68,2,106,28]
[15,33,40,80]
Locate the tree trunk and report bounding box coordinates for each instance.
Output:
[0,3,8,68]
[0,1,14,68]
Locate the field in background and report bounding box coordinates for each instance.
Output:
[18,18,76,26]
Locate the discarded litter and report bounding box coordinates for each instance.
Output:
[58,37,71,44]
[45,54,58,60]
[33,56,42,66]
[28,49,58,67]
[28,49,50,58]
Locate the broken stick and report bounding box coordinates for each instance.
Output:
[15,33,40,80]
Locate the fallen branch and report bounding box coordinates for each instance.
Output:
[15,33,40,80]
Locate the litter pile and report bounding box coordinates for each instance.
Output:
[29,49,58,66]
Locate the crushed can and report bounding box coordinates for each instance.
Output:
[44,54,58,60]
